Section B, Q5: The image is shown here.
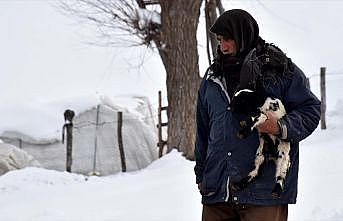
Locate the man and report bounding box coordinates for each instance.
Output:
[194,9,320,221]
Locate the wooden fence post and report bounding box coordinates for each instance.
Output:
[66,123,73,172]
[63,109,75,172]
[157,91,168,158]
[117,111,126,172]
[320,67,327,129]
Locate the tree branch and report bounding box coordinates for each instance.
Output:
[59,0,162,48]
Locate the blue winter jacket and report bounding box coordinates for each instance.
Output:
[194,54,321,205]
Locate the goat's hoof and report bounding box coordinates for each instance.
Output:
[271,184,283,198]
[231,177,251,191]
[230,182,242,192]
[231,181,246,191]
[241,176,252,186]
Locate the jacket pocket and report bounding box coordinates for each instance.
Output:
[202,151,226,196]
[201,176,218,196]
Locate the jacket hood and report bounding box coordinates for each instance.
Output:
[210,9,259,56]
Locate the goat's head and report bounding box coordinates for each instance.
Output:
[230,89,264,139]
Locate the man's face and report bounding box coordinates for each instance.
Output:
[217,35,237,56]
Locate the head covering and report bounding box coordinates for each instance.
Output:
[210,9,259,57]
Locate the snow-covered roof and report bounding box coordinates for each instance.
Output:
[0,94,156,141]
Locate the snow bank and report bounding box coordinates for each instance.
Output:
[0,143,40,176]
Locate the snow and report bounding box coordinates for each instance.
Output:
[0,151,201,221]
[0,73,343,219]
[0,1,166,140]
[136,8,161,29]
[0,0,343,220]
[0,143,41,175]
[1,0,342,139]
[0,109,343,221]
[290,113,343,220]
[0,94,155,140]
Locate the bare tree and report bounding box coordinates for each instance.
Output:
[59,1,161,47]
[60,0,204,159]
[159,1,203,160]
[205,0,225,64]
[216,0,225,15]
[205,0,218,62]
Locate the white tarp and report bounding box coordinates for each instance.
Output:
[0,143,41,176]
[0,96,158,176]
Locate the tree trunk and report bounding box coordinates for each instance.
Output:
[158,1,202,160]
[216,0,225,15]
[205,0,219,59]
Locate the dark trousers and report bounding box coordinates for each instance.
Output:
[202,202,288,221]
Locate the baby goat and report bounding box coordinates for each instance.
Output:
[230,89,290,198]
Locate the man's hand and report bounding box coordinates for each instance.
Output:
[256,111,280,135]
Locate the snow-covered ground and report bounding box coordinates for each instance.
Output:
[0,106,342,221]
[0,150,201,221]
[1,1,343,220]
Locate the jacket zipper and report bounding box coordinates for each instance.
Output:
[210,77,231,107]
[207,75,231,202]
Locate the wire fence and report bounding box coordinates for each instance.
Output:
[73,112,159,130]
[1,104,158,176]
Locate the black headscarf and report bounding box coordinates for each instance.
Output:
[208,9,292,95]
[208,9,261,96]
[210,9,260,57]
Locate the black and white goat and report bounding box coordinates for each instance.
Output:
[230,89,290,198]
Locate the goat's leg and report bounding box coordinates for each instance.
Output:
[246,137,265,181]
[272,141,291,198]
[232,136,265,191]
